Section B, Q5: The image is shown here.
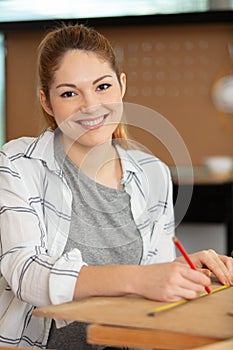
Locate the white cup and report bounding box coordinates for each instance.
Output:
[203,156,233,174]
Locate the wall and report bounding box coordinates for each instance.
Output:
[5,30,44,139]
[175,223,226,255]
[5,22,233,166]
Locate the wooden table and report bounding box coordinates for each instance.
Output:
[194,338,233,349]
[33,282,233,349]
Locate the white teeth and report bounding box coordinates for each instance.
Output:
[79,116,105,127]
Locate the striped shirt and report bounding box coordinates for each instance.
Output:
[0,128,175,348]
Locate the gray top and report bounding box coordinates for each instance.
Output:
[47,134,143,350]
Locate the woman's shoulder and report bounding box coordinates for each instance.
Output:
[1,136,37,156]
[0,129,54,158]
[116,145,171,188]
[122,146,170,172]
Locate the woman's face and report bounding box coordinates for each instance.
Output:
[40,50,126,148]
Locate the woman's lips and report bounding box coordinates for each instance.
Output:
[76,114,108,130]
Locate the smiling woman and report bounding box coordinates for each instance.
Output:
[0,23,232,350]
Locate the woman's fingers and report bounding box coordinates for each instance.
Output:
[165,267,210,301]
[181,266,211,290]
[217,254,233,284]
[198,268,212,277]
[189,250,233,285]
[202,250,232,285]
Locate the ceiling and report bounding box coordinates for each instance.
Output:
[1,0,232,23]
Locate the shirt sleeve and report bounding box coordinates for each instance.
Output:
[0,151,85,308]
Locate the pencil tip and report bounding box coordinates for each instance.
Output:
[147,312,156,317]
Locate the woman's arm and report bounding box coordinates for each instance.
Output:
[0,149,83,307]
[74,249,233,302]
[73,261,212,302]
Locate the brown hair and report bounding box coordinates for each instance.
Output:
[37,23,128,141]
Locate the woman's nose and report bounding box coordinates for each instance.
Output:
[80,92,100,113]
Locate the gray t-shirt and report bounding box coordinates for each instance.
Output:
[47,134,143,350]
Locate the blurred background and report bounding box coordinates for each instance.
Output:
[0,0,232,255]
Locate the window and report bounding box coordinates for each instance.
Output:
[0,0,216,23]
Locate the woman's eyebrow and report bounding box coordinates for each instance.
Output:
[55,75,112,89]
[56,83,77,89]
[93,75,112,85]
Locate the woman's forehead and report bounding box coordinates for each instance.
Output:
[53,50,115,84]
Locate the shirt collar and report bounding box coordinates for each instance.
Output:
[115,144,142,176]
[24,130,143,176]
[24,128,59,172]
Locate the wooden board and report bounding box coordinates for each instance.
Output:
[33,283,233,340]
[193,338,233,350]
[87,324,219,349]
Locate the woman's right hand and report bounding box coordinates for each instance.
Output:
[132,262,211,302]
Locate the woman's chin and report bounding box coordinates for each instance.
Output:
[74,125,117,148]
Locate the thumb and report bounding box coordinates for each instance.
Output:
[198,268,211,277]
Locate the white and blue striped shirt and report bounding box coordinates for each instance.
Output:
[0,128,175,348]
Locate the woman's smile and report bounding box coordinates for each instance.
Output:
[76,113,109,130]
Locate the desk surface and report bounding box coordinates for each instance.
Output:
[33,283,233,349]
[194,338,233,350]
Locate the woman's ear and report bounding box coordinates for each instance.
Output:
[40,90,53,116]
[120,73,127,98]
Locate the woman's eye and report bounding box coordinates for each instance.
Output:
[60,91,76,98]
[97,83,111,91]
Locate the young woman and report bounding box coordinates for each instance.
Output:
[0,24,232,349]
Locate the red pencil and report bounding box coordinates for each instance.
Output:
[173,236,211,294]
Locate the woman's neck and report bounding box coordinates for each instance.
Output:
[60,134,123,189]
